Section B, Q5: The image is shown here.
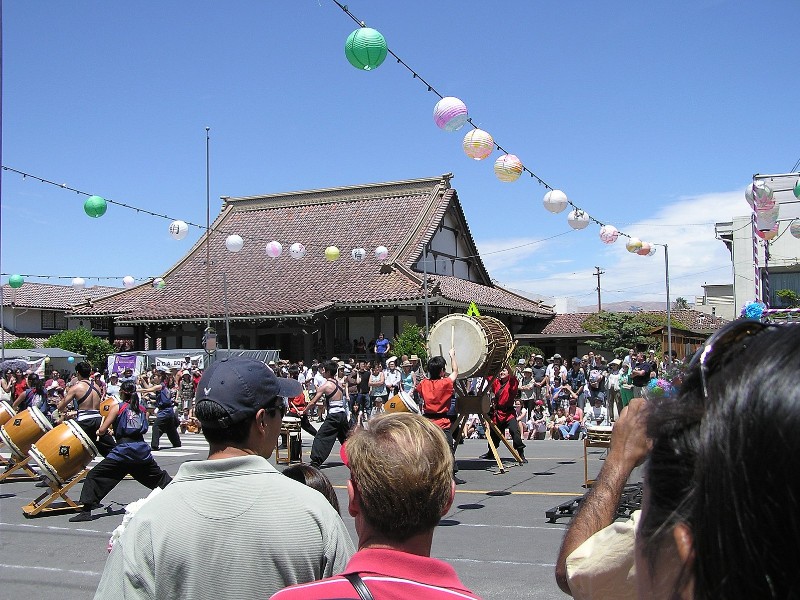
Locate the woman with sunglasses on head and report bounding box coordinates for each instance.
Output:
[0,369,15,403]
[637,320,800,599]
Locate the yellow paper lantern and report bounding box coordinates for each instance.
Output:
[325,246,341,261]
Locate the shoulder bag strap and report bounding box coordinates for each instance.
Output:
[342,573,374,600]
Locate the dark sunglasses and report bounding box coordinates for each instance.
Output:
[690,319,772,399]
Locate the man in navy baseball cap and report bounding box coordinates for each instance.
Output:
[194,357,302,429]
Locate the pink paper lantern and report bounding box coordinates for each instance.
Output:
[756,224,778,240]
[433,97,469,132]
[637,241,652,256]
[374,246,389,261]
[494,154,523,182]
[463,129,494,160]
[599,225,619,244]
[265,241,283,258]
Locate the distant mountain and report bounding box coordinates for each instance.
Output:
[576,300,681,313]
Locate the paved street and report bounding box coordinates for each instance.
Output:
[0,431,636,599]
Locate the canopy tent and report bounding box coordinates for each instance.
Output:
[0,348,86,376]
[107,348,281,375]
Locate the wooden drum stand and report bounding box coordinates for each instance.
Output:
[21,469,90,517]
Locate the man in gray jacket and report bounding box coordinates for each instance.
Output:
[94,357,355,599]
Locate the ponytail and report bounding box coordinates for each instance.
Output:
[120,381,141,413]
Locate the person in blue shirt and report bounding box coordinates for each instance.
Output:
[372,333,391,368]
[70,381,171,522]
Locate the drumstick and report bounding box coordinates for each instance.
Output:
[451,325,455,350]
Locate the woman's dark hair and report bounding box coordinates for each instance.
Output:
[119,381,141,413]
[282,464,340,514]
[641,324,800,599]
[27,373,45,397]
[427,355,446,379]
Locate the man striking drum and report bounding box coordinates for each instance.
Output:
[57,361,115,456]
[69,382,171,522]
[416,347,465,485]
[306,360,350,468]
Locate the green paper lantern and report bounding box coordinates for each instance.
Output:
[8,274,24,289]
[84,195,108,218]
[794,177,800,200]
[345,28,387,71]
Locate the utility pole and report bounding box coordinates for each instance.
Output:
[594,266,605,312]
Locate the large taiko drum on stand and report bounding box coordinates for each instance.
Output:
[0,400,16,427]
[427,314,513,379]
[0,406,53,460]
[28,420,100,486]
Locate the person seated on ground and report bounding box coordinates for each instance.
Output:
[528,400,548,440]
[637,321,800,600]
[94,357,354,598]
[583,397,608,429]
[270,412,480,600]
[559,398,584,440]
[549,406,567,440]
[282,464,340,514]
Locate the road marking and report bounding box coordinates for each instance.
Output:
[150,451,197,457]
[448,557,557,567]
[0,521,112,534]
[454,523,566,531]
[0,562,101,577]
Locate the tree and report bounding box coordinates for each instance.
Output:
[582,312,661,357]
[512,344,545,362]
[392,323,428,364]
[4,338,37,350]
[44,328,115,371]
[776,289,800,308]
[673,297,689,310]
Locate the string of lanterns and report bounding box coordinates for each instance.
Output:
[331,0,707,259]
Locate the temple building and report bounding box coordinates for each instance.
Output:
[71,175,553,360]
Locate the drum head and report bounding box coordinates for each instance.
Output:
[398,391,420,414]
[428,314,488,379]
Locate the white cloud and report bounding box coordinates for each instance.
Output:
[480,189,747,305]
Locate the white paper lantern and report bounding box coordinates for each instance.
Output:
[494,154,523,182]
[790,221,800,239]
[599,225,619,244]
[626,238,643,253]
[265,241,283,258]
[123,276,135,288]
[567,209,590,230]
[463,129,494,160]
[153,277,166,290]
[647,245,657,256]
[225,234,244,253]
[543,190,568,214]
[289,243,306,260]
[637,241,652,256]
[374,246,389,260]
[72,277,86,290]
[433,97,469,132]
[752,182,774,210]
[169,220,189,240]
[351,248,366,262]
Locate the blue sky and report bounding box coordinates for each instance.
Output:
[2,1,798,308]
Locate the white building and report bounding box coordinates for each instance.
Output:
[715,173,800,312]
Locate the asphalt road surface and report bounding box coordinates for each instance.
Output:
[0,430,636,599]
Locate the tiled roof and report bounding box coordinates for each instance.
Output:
[539,309,728,336]
[431,275,549,316]
[72,176,552,323]
[540,313,597,335]
[2,282,120,310]
[0,327,49,348]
